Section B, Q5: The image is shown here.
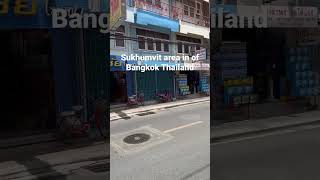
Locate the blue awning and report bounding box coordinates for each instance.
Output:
[135,10,179,32]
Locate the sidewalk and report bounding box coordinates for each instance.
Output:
[110,97,210,121]
[211,110,320,142]
[0,140,109,179]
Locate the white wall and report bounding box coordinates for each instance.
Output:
[180,21,210,39]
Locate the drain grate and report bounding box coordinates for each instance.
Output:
[83,162,109,173]
[136,111,155,116]
[123,133,151,144]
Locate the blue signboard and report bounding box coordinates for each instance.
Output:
[111,55,126,71]
[0,0,51,28]
[0,0,95,29]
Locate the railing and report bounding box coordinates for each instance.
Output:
[133,0,210,27]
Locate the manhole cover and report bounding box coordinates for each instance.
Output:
[123,133,150,144]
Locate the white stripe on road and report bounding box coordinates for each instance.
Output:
[163,121,204,133]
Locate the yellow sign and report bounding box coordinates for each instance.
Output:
[110,59,124,67]
[0,0,37,15]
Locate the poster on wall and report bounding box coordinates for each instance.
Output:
[110,0,126,30]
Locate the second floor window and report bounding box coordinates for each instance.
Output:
[177,35,201,55]
[115,26,125,47]
[136,29,170,52]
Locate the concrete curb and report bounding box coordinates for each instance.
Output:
[110,98,210,122]
[211,119,320,143]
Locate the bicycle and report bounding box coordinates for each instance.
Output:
[56,97,109,142]
[89,98,108,140]
[56,105,90,142]
[127,92,144,106]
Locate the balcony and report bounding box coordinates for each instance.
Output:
[132,0,210,27]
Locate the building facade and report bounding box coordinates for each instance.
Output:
[110,0,210,103]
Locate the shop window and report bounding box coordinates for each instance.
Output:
[196,45,200,50]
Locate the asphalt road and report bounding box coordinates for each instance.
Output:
[110,102,210,180]
[212,123,320,180]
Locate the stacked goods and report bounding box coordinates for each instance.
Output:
[215,42,247,81]
[214,42,257,105]
[200,75,209,94]
[287,47,320,97]
[177,74,190,96]
[223,77,257,105]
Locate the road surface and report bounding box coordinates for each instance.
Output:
[212,123,320,180]
[110,101,210,180]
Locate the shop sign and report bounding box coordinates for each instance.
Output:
[196,49,207,61]
[0,0,37,15]
[296,28,320,43]
[110,55,126,71]
[0,0,50,28]
[264,6,318,28]
[193,62,210,71]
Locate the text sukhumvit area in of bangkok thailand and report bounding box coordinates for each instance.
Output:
[120,54,202,72]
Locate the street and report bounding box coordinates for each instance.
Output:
[110,102,210,180]
[212,123,320,180]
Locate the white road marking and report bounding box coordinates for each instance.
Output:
[163,121,204,133]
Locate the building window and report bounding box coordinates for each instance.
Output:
[155,0,161,8]
[136,28,169,52]
[147,38,154,50]
[115,25,125,47]
[164,41,169,52]
[115,33,125,47]
[184,44,189,54]
[184,5,189,16]
[178,42,183,53]
[177,35,201,55]
[138,36,145,49]
[190,7,194,17]
[155,40,162,51]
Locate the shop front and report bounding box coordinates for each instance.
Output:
[212,27,320,124]
[0,0,108,137]
[110,55,135,104]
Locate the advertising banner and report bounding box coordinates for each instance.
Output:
[110,0,124,30]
